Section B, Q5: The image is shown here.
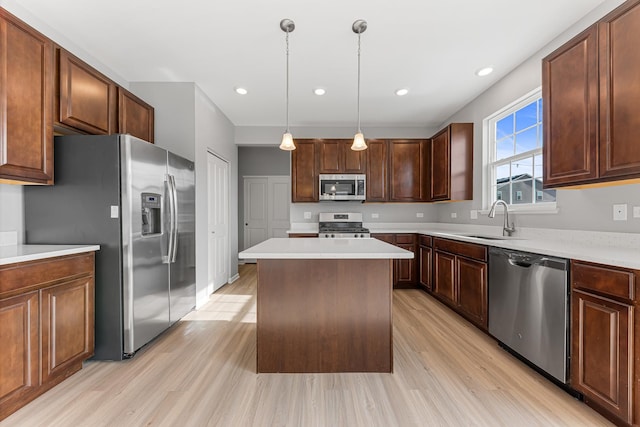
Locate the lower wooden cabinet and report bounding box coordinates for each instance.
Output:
[288,233,319,238]
[0,252,95,422]
[570,260,638,426]
[418,236,432,291]
[433,238,488,330]
[372,233,417,288]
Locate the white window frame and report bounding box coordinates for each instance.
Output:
[481,87,558,214]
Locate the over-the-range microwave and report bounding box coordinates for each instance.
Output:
[319,174,366,201]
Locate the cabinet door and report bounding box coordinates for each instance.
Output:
[317,140,341,173]
[342,141,366,173]
[389,140,425,201]
[0,10,53,184]
[419,246,432,291]
[291,140,318,202]
[572,290,633,424]
[598,2,640,179]
[366,140,388,201]
[395,243,416,288]
[57,49,116,135]
[118,88,154,143]
[542,25,598,187]
[434,251,456,305]
[456,257,487,329]
[41,277,95,383]
[0,292,39,420]
[430,128,450,200]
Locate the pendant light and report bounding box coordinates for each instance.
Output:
[279,19,296,151]
[351,19,368,151]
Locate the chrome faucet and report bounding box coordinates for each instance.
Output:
[488,200,516,236]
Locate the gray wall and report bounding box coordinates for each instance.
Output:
[436,0,640,233]
[238,147,290,247]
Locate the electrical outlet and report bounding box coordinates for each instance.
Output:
[371,213,379,219]
[304,212,312,219]
[470,210,478,220]
[634,206,640,218]
[451,212,457,219]
[416,212,424,218]
[613,204,627,221]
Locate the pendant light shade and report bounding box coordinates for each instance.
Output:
[279,19,296,151]
[351,19,368,151]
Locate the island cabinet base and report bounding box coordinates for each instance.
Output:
[256,258,393,373]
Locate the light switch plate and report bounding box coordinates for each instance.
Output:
[470,210,478,220]
[304,211,312,219]
[613,204,627,221]
[110,205,119,219]
[633,206,640,218]
[416,212,424,218]
[451,212,457,219]
[371,213,379,219]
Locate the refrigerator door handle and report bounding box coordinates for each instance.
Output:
[163,175,176,264]
[170,174,179,263]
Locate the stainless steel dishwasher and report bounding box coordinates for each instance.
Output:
[488,247,569,383]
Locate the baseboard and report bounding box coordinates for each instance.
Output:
[228,273,240,284]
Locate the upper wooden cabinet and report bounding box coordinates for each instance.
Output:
[429,123,473,201]
[291,139,318,202]
[118,88,155,143]
[365,140,388,202]
[543,0,640,187]
[389,140,428,202]
[317,140,366,174]
[0,9,54,185]
[56,48,117,135]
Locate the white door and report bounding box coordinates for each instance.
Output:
[243,176,290,250]
[243,177,268,250]
[207,152,229,293]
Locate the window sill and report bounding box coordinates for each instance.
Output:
[478,203,559,215]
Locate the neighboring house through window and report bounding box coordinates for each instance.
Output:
[484,88,556,211]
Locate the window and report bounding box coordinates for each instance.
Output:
[484,89,556,211]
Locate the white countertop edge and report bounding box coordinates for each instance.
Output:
[0,245,100,266]
[238,253,413,259]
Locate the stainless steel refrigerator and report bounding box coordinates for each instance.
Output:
[24,134,195,360]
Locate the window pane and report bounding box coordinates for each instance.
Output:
[538,98,543,123]
[534,179,556,203]
[515,127,537,154]
[495,184,511,204]
[512,157,532,179]
[534,154,543,178]
[515,101,537,132]
[496,115,513,139]
[496,137,514,160]
[512,179,532,204]
[496,164,510,181]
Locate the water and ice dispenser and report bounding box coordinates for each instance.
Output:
[141,193,161,236]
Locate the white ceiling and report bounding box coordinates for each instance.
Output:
[9,0,607,128]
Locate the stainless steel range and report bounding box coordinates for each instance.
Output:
[319,212,370,238]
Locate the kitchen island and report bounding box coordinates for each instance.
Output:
[238,238,413,373]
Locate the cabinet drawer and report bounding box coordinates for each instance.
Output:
[0,253,94,297]
[419,235,432,247]
[372,234,394,244]
[433,238,487,262]
[288,233,318,238]
[572,261,636,302]
[395,234,416,245]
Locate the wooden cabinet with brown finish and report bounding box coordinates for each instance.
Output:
[418,235,432,292]
[429,123,473,201]
[570,260,638,426]
[317,140,366,174]
[389,140,428,202]
[365,140,389,202]
[56,48,117,135]
[543,0,640,188]
[433,237,488,329]
[288,233,319,238]
[0,8,54,185]
[0,252,95,422]
[291,139,318,202]
[118,87,155,143]
[371,233,417,288]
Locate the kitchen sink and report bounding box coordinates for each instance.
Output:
[463,235,508,240]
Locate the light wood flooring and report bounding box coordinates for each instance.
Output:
[3,264,611,426]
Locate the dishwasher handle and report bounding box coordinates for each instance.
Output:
[503,251,567,271]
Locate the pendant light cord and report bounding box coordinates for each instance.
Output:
[356,31,361,133]
[285,30,290,133]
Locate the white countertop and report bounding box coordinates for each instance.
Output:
[239,238,414,259]
[0,245,100,266]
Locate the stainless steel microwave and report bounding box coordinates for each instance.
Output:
[319,174,366,201]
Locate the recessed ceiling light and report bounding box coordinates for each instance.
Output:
[235,87,248,95]
[475,67,494,77]
[395,88,409,96]
[314,88,326,96]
